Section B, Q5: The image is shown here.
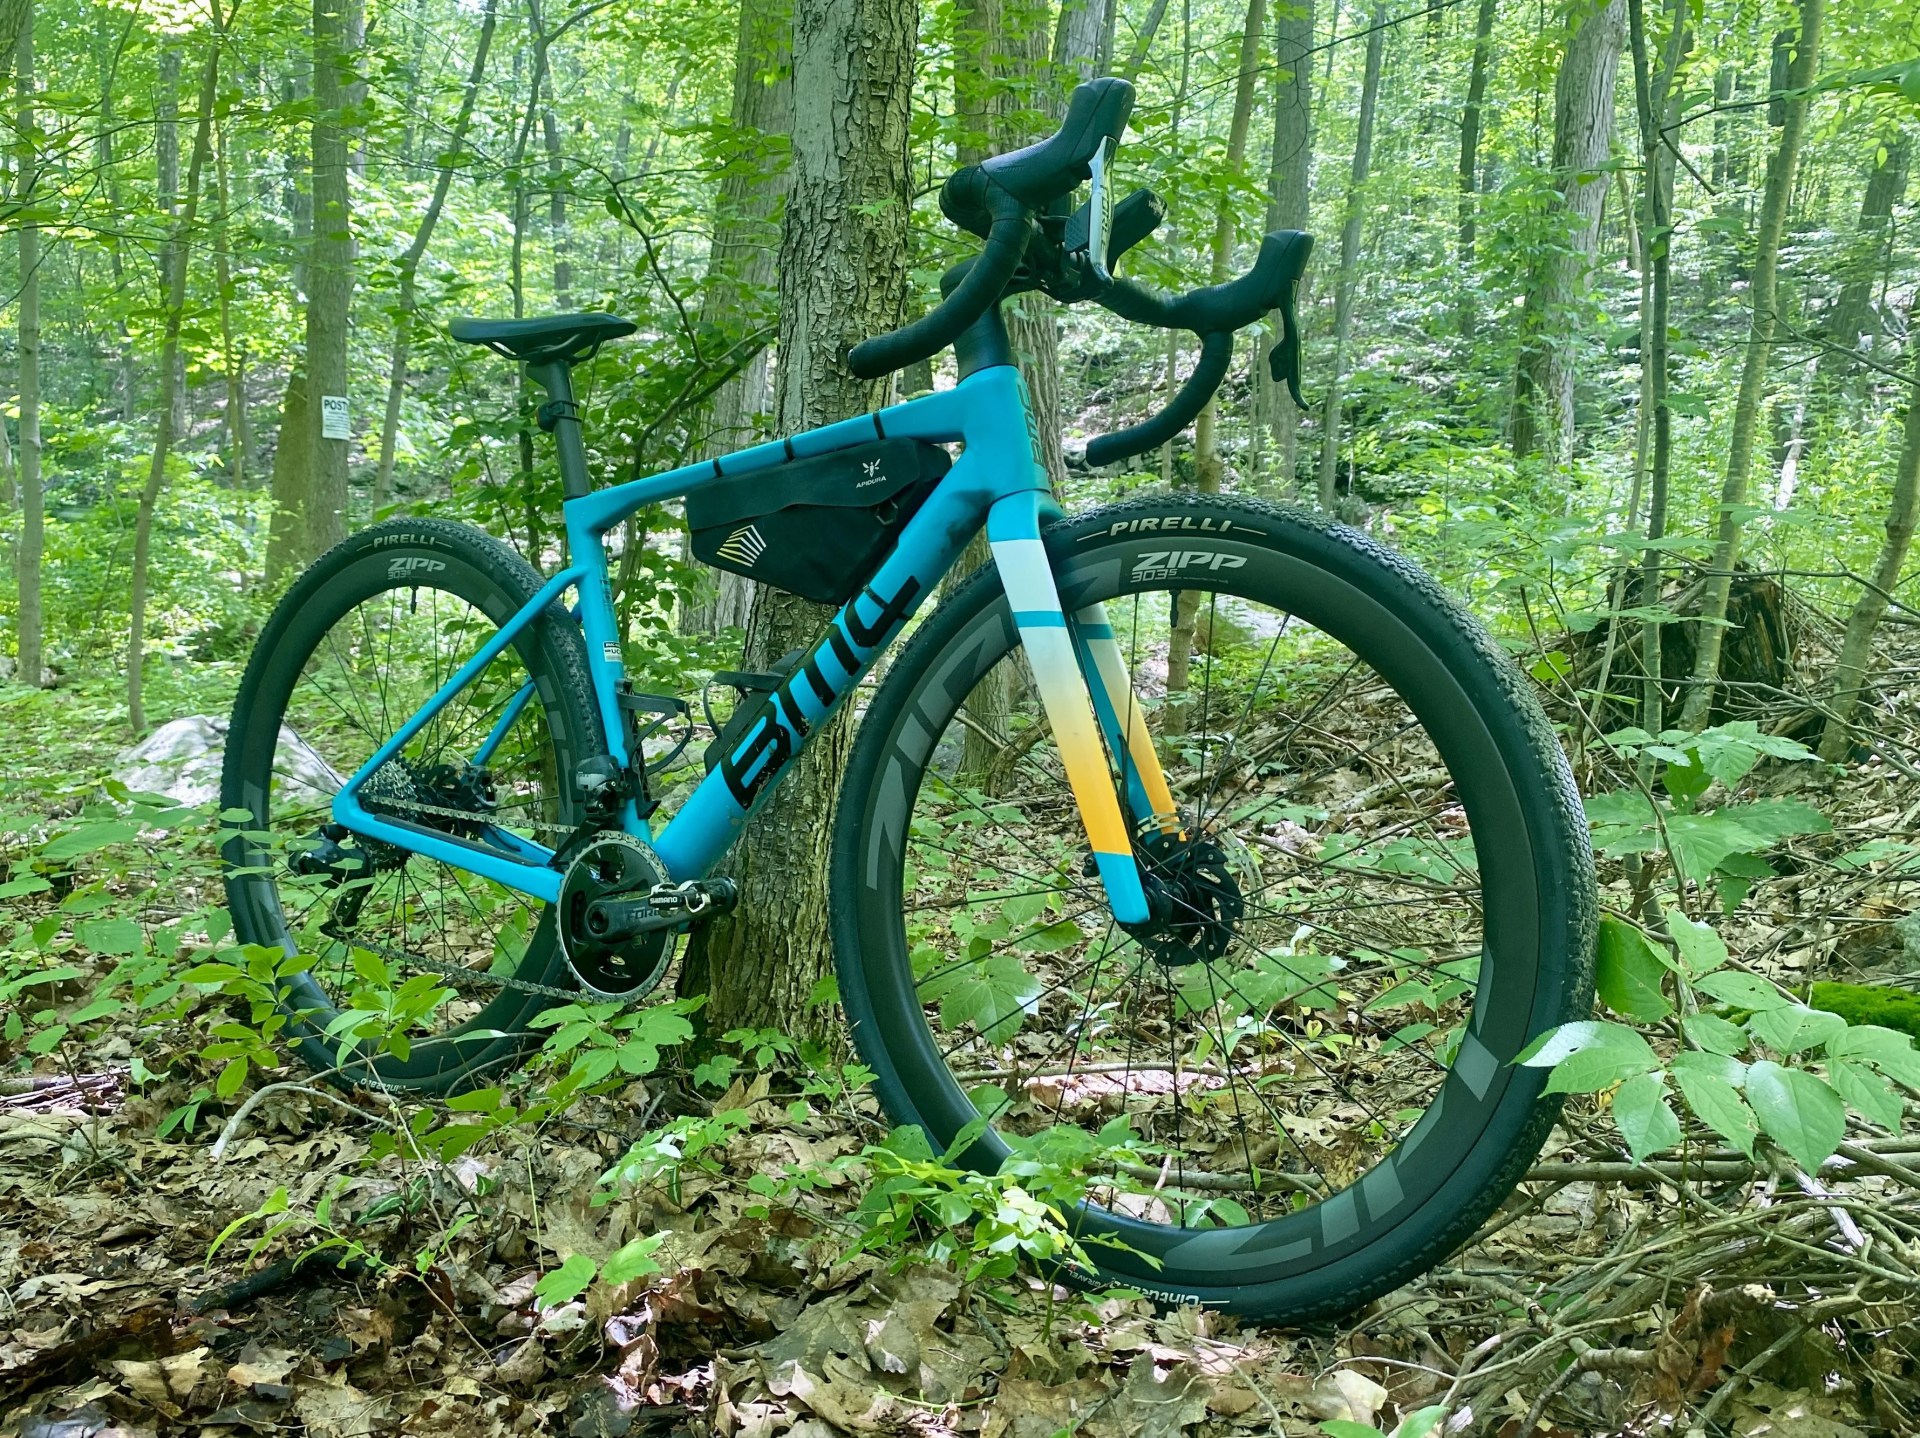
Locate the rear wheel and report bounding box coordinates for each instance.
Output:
[832,495,1594,1322]
[222,519,602,1093]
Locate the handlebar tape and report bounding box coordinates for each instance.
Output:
[847,213,1033,380]
[1084,330,1234,468]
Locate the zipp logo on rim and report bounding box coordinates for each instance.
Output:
[388,556,446,578]
[1131,551,1247,583]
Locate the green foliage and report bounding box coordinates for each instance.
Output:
[1522,908,1920,1168]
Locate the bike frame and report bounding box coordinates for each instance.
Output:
[329,361,1177,925]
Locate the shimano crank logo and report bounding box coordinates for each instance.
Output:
[718,574,923,809]
[387,556,446,578]
[1130,550,1247,583]
[1089,514,1259,540]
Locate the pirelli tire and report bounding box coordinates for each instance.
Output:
[829,493,1596,1323]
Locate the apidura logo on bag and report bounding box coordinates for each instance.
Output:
[717,524,767,565]
[855,457,890,489]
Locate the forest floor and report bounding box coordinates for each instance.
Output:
[3,641,1919,1438]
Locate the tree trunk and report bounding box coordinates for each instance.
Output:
[1167,0,1265,723]
[1252,0,1311,491]
[0,0,26,74]
[1115,0,1170,80]
[1314,1,1385,510]
[373,0,499,508]
[1679,0,1823,730]
[304,0,356,559]
[156,45,189,442]
[1815,137,1909,394]
[1626,0,1688,738]
[1509,0,1625,467]
[678,0,918,1043]
[542,103,571,309]
[1818,312,1920,761]
[266,370,311,587]
[94,4,135,420]
[128,34,222,733]
[12,4,43,688]
[1454,0,1495,338]
[214,116,246,486]
[680,0,791,637]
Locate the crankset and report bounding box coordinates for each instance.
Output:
[556,832,737,1000]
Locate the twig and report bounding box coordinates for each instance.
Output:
[209,1082,393,1161]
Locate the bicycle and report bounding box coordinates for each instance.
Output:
[222,77,1596,1322]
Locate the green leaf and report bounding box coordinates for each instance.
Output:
[1390,1409,1451,1438]
[1748,1004,1846,1056]
[1686,1012,1748,1056]
[1826,1024,1920,1090]
[601,1233,665,1287]
[40,822,141,860]
[1671,1051,1756,1156]
[921,954,1042,1037]
[1612,1072,1682,1162]
[1745,1060,1845,1173]
[1827,1058,1903,1132]
[76,917,145,957]
[1695,969,1792,1012]
[532,1253,599,1308]
[1596,917,1671,1020]
[1516,1021,1659,1094]
[1667,910,1729,975]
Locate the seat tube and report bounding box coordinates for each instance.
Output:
[986,491,1151,925]
[530,359,593,501]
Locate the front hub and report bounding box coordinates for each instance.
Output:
[1119,831,1247,967]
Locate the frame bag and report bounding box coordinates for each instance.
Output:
[687,438,951,604]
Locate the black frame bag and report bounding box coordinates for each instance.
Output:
[687,438,952,604]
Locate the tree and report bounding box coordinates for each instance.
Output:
[11,0,42,688]
[1509,0,1625,467]
[128,14,225,732]
[1818,315,1920,762]
[1678,0,1824,729]
[1315,0,1385,510]
[1815,137,1910,398]
[678,0,918,1041]
[1252,0,1310,489]
[680,0,791,636]
[1454,0,1495,338]
[373,0,501,508]
[303,0,357,560]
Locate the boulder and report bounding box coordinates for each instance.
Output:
[114,715,343,810]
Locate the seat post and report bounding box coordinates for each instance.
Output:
[529,358,593,501]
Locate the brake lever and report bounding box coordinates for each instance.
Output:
[1269,272,1306,409]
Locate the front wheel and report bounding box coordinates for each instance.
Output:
[832,495,1595,1323]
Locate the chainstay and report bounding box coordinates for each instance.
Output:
[324,925,645,1008]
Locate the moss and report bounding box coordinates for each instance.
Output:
[1810,981,1920,1042]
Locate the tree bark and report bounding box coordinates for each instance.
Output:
[266,369,311,587]
[1252,0,1310,492]
[1454,0,1496,338]
[1815,137,1909,394]
[1626,0,1688,738]
[128,30,223,732]
[156,45,189,442]
[678,0,918,1043]
[214,116,247,486]
[12,3,43,688]
[303,0,356,560]
[1819,313,1920,761]
[1314,1,1385,510]
[1509,0,1625,467]
[373,0,499,508]
[1114,0,1170,80]
[680,0,791,637]
[1679,0,1823,729]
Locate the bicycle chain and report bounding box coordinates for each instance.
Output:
[327,923,646,1007]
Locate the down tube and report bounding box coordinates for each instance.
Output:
[649,476,983,880]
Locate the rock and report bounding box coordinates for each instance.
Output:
[113,715,342,809]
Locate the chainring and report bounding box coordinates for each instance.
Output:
[557,832,678,1000]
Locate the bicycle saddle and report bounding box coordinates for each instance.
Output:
[449,312,637,366]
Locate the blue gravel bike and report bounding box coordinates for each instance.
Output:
[223,78,1595,1321]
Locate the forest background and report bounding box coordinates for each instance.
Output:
[5,0,1920,1430]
